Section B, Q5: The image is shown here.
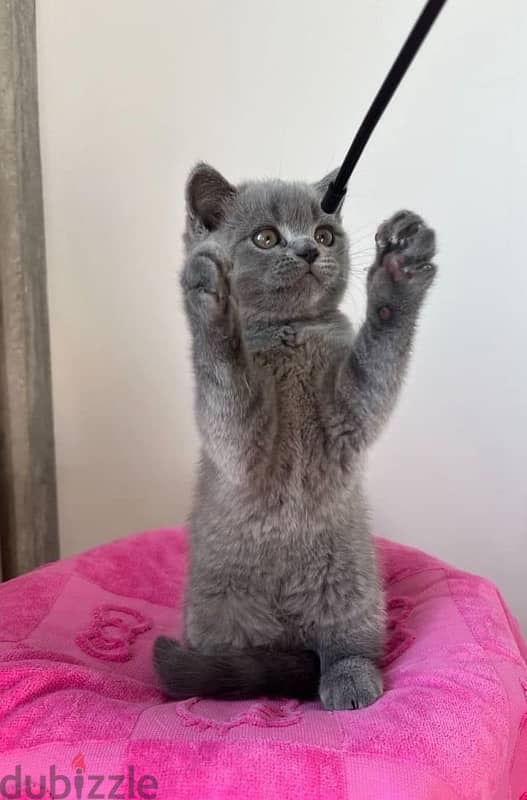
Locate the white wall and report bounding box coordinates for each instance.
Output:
[37,0,526,629]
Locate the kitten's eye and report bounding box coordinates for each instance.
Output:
[252,227,279,249]
[314,225,334,247]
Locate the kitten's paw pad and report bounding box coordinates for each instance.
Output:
[375,210,436,281]
[182,243,231,312]
[319,657,383,711]
[383,252,436,283]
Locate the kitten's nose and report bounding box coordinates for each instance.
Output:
[293,240,320,265]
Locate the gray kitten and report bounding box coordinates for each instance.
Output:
[154,163,436,710]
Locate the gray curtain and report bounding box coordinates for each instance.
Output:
[0,0,58,579]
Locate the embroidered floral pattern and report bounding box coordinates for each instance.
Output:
[76,605,152,662]
[175,697,303,731]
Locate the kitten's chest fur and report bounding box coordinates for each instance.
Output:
[249,314,357,499]
[190,313,369,623]
[195,313,365,531]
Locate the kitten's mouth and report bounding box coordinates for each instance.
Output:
[306,268,321,285]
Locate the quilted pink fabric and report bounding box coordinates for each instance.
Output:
[0,527,525,800]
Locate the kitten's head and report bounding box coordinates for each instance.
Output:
[184,163,349,323]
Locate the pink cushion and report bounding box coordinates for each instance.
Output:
[0,527,526,800]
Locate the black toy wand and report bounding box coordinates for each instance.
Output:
[321,0,448,214]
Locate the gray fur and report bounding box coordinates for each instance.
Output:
[169,163,436,710]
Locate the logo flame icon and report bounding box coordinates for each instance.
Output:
[71,752,86,772]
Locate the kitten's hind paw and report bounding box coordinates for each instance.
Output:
[319,655,383,711]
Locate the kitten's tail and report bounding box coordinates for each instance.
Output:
[153,636,320,700]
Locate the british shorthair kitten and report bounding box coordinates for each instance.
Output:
[154,164,436,710]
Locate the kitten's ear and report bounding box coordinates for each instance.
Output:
[185,163,237,239]
[313,168,343,216]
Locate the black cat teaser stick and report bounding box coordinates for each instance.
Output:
[321,0,448,214]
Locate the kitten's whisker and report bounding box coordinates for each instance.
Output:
[350,233,375,243]
[349,228,376,244]
[349,242,376,252]
[348,220,377,234]
[349,244,375,256]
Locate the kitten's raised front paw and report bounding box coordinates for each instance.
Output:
[371,210,437,286]
[319,656,383,711]
[181,242,232,318]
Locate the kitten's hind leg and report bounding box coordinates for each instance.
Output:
[311,558,385,711]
